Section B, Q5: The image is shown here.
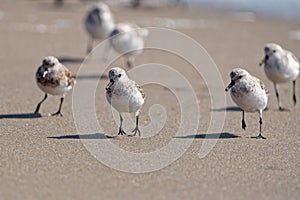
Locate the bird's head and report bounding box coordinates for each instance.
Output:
[42,56,59,68]
[225,68,249,92]
[259,43,283,66]
[108,67,128,83]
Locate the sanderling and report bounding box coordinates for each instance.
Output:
[259,43,299,110]
[106,67,145,136]
[34,56,75,116]
[84,2,115,54]
[225,68,269,139]
[109,23,148,68]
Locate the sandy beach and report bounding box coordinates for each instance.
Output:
[0,0,300,199]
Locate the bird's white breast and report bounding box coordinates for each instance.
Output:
[106,80,144,113]
[264,50,299,83]
[230,78,268,112]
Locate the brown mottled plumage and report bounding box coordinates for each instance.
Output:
[34,56,75,116]
[137,84,145,99]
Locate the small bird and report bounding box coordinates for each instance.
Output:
[105,67,145,136]
[34,56,75,116]
[109,23,148,68]
[225,68,269,139]
[259,43,299,111]
[84,2,115,54]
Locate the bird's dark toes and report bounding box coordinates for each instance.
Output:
[51,112,63,117]
[131,127,140,137]
[118,129,126,135]
[242,122,247,130]
[264,107,269,111]
[279,107,290,112]
[251,134,266,139]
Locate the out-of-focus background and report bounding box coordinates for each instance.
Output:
[0,0,300,199]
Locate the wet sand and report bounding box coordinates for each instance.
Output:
[0,0,300,199]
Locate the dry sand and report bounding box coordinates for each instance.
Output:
[0,0,300,199]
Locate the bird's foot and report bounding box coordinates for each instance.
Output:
[293,95,297,106]
[118,128,126,135]
[242,120,247,130]
[251,134,266,139]
[264,107,269,111]
[51,111,63,117]
[279,107,290,112]
[130,127,141,137]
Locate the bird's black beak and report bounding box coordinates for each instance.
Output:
[105,79,114,90]
[259,55,268,66]
[225,80,235,92]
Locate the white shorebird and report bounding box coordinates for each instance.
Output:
[259,43,299,110]
[109,23,148,68]
[84,2,115,54]
[34,56,75,116]
[225,68,269,139]
[106,67,145,136]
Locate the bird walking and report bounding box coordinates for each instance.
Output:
[225,68,269,139]
[259,43,299,111]
[106,67,145,136]
[84,2,115,54]
[109,23,148,68]
[34,56,75,116]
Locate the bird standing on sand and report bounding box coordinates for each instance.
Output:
[34,56,75,116]
[106,67,145,136]
[225,68,269,139]
[84,2,115,54]
[109,23,148,68]
[260,43,299,110]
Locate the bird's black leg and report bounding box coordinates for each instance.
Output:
[118,114,126,135]
[87,38,93,55]
[242,110,247,130]
[131,115,141,136]
[34,93,48,114]
[126,60,133,68]
[293,80,297,106]
[274,83,281,110]
[51,97,64,116]
[126,56,135,68]
[251,110,266,139]
[274,83,288,111]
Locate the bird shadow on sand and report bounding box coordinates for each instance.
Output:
[175,132,240,139]
[48,133,116,139]
[74,74,108,80]
[56,57,109,80]
[212,106,270,112]
[211,106,242,112]
[0,113,42,119]
[57,57,84,64]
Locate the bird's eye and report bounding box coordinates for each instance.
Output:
[237,75,243,79]
[273,50,276,53]
[118,74,121,77]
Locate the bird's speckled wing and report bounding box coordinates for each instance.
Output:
[136,83,145,99]
[259,80,269,95]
